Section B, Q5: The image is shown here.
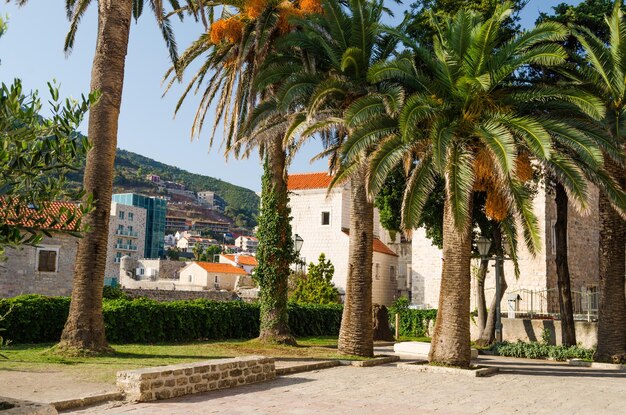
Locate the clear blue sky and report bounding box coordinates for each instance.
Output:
[0,0,577,192]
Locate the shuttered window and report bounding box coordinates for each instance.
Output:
[38,250,58,272]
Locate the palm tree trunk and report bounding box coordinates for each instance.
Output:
[475,227,507,347]
[58,0,133,354]
[338,163,374,357]
[256,135,296,345]
[555,182,577,347]
[475,258,488,338]
[595,158,626,363]
[429,196,473,367]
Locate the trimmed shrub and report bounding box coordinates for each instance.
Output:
[0,295,343,344]
[288,302,342,336]
[0,295,70,343]
[389,296,437,338]
[492,341,594,361]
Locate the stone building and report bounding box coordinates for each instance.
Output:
[119,257,188,290]
[287,172,399,306]
[104,201,147,286]
[219,254,258,274]
[411,186,601,315]
[0,201,81,297]
[177,262,254,291]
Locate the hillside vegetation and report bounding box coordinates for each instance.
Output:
[67,149,259,228]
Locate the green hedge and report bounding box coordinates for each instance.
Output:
[0,295,343,344]
[492,341,594,361]
[388,297,437,337]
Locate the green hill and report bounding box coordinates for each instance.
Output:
[68,149,259,228]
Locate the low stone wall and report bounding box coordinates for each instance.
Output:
[117,356,275,402]
[470,318,598,348]
[121,288,238,302]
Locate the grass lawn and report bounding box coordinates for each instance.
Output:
[0,337,366,384]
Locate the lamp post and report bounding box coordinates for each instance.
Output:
[476,235,503,343]
[294,234,304,272]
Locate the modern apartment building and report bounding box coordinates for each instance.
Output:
[113,193,167,258]
[104,201,147,286]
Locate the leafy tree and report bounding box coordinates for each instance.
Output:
[205,245,222,262]
[405,0,527,45]
[192,242,204,261]
[0,17,94,259]
[356,3,608,367]
[165,248,180,261]
[374,167,405,239]
[290,254,340,305]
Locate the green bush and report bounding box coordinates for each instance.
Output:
[0,295,70,343]
[102,286,129,300]
[389,296,437,337]
[492,341,594,361]
[0,295,343,344]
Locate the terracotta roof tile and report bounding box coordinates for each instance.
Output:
[195,262,249,275]
[223,254,258,266]
[373,238,398,257]
[287,172,334,190]
[0,200,82,231]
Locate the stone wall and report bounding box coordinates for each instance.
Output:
[544,185,600,313]
[0,234,78,298]
[469,318,598,349]
[122,288,238,302]
[117,356,275,402]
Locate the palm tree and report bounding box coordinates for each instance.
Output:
[352,4,611,367]
[571,1,626,362]
[26,0,192,353]
[164,0,325,345]
[252,0,399,357]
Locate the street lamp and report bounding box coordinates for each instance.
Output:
[294,234,304,273]
[476,235,503,343]
[294,234,304,255]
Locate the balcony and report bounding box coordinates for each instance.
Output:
[115,229,139,237]
[115,243,138,251]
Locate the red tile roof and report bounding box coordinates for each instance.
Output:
[342,229,399,257]
[287,172,334,190]
[0,200,82,231]
[195,262,249,275]
[373,238,398,257]
[223,254,258,267]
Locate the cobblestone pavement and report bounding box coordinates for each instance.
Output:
[65,355,626,415]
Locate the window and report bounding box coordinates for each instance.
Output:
[550,220,557,255]
[389,265,396,281]
[118,211,125,220]
[117,238,122,245]
[587,286,598,311]
[375,263,380,280]
[321,211,331,226]
[214,275,219,283]
[128,212,134,221]
[188,275,193,282]
[117,224,124,232]
[37,248,59,273]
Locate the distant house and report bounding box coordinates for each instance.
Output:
[119,257,188,290]
[234,236,258,253]
[177,236,218,253]
[287,172,400,306]
[0,201,82,297]
[219,254,258,274]
[177,262,254,291]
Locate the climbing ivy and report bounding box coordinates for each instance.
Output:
[254,161,296,342]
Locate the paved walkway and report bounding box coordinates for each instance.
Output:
[64,355,626,415]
